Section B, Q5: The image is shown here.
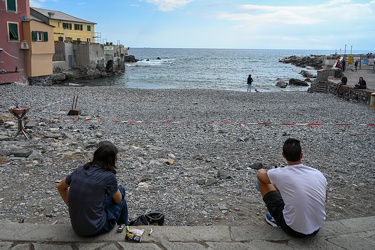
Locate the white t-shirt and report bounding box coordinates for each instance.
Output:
[268,164,327,234]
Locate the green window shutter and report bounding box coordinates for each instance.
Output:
[9,23,19,40]
[44,32,48,41]
[7,0,16,11]
[32,31,37,41]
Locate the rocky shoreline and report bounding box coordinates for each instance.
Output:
[279,55,325,69]
[1,85,374,226]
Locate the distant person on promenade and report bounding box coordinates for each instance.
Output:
[56,141,129,237]
[354,60,359,71]
[336,74,348,90]
[341,58,346,72]
[256,138,327,237]
[335,57,342,69]
[247,74,253,92]
[354,77,367,89]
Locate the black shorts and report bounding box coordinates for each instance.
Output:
[263,190,319,238]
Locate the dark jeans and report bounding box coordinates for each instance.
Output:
[94,185,128,236]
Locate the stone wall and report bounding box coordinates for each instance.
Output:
[327,81,373,105]
[316,69,341,81]
[47,43,126,85]
[28,75,53,86]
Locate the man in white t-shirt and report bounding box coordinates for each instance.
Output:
[256,138,327,237]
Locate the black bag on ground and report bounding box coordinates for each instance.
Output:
[145,212,164,226]
[129,214,150,226]
[129,212,165,226]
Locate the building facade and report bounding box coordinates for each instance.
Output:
[1,2,123,86]
[0,0,55,85]
[30,8,97,43]
[24,20,54,79]
[0,0,29,84]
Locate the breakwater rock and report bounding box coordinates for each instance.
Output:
[289,78,309,86]
[279,55,325,69]
[49,64,125,85]
[125,55,138,63]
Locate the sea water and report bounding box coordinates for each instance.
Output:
[75,48,340,92]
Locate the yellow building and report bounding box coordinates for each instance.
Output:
[30,8,97,43]
[23,19,55,78]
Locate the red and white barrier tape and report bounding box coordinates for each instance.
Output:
[33,98,70,112]
[48,119,375,127]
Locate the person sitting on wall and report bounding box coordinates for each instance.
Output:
[56,141,129,237]
[336,74,348,90]
[354,77,367,89]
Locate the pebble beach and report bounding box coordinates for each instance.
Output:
[0,84,374,226]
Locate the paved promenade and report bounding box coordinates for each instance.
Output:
[330,63,375,90]
[1,216,374,249]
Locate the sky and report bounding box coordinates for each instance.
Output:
[29,0,375,51]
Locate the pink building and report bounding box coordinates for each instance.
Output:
[0,0,54,85]
[0,0,30,84]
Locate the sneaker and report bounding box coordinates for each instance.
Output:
[265,213,279,227]
[255,179,260,191]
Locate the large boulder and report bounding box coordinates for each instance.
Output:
[51,73,66,82]
[276,80,288,88]
[125,55,137,63]
[289,78,309,86]
[299,70,315,78]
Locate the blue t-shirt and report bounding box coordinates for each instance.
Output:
[66,165,118,236]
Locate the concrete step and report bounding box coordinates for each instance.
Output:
[311,81,328,93]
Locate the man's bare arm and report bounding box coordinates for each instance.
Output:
[257,169,271,184]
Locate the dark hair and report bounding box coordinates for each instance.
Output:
[84,142,118,174]
[98,140,115,148]
[282,138,302,162]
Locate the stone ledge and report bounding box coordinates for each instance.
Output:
[327,80,374,105]
[1,217,375,243]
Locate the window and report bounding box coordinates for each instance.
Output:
[87,38,91,43]
[74,24,83,30]
[58,36,64,42]
[6,0,17,12]
[8,22,19,41]
[63,23,72,30]
[87,25,91,31]
[32,31,49,42]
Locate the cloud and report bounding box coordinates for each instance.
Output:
[30,0,45,7]
[145,0,194,12]
[189,0,375,49]
[211,0,375,30]
[30,0,58,8]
